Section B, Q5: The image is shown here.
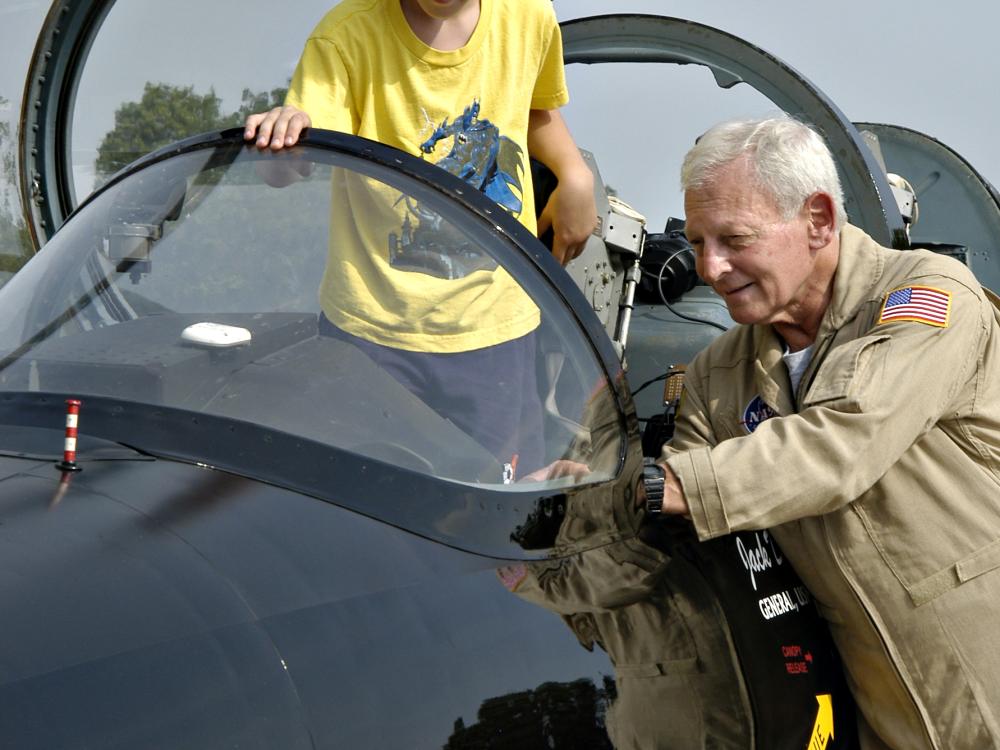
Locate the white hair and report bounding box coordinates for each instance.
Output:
[680,116,848,230]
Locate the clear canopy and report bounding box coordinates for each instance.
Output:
[0,136,624,490]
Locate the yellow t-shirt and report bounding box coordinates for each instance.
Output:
[286,0,568,352]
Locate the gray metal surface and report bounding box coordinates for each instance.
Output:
[857,122,1000,292]
[19,0,116,246]
[560,14,908,249]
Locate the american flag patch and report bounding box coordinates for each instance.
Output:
[877,285,952,328]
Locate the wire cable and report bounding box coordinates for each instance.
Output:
[649,250,730,332]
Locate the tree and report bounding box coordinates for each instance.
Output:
[96,82,224,179]
[95,82,287,181]
[228,85,289,127]
[0,95,33,274]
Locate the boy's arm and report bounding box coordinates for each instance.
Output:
[527,109,597,265]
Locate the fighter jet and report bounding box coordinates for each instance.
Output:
[0,4,997,748]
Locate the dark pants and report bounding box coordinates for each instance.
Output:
[319,315,545,478]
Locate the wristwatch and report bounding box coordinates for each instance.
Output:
[642,457,665,514]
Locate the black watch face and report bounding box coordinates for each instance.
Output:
[643,464,665,498]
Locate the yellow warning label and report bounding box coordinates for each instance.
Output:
[808,694,834,750]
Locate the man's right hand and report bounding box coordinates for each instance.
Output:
[244,105,312,151]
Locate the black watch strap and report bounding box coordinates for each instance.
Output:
[642,458,665,514]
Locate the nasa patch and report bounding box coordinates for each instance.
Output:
[742,395,777,434]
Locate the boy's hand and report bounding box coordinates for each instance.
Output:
[537,166,597,265]
[244,106,312,151]
[527,109,598,265]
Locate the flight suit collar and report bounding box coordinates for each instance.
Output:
[750,224,884,415]
[817,224,885,338]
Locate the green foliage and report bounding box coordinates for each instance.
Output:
[95,82,223,179]
[228,86,290,127]
[0,81,295,282]
[95,82,288,181]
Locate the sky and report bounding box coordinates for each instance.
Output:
[556,0,998,227]
[1,0,997,239]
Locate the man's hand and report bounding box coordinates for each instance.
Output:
[661,465,691,517]
[245,105,312,151]
[637,461,691,517]
[520,459,592,484]
[660,466,691,520]
[537,166,597,265]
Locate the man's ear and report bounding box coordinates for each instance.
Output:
[804,191,837,249]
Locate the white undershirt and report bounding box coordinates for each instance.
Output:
[782,344,815,396]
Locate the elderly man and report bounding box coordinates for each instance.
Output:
[651,116,1000,748]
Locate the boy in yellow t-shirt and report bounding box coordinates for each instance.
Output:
[244,0,596,476]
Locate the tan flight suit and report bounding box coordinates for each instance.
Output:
[663,224,1000,748]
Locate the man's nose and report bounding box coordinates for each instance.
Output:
[697,241,730,284]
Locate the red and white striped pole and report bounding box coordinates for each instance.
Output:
[58,399,82,472]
